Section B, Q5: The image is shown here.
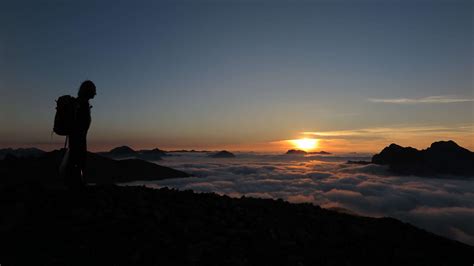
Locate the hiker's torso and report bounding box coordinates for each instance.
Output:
[74,98,91,134]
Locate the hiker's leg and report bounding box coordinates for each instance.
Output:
[77,134,87,186]
[68,134,83,188]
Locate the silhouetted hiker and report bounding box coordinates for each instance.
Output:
[55,80,96,189]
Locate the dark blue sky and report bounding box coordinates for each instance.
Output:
[1,0,472,151]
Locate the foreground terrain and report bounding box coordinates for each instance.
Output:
[0,184,472,265]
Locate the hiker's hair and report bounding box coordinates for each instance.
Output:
[78,80,96,98]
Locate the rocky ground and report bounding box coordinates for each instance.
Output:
[0,184,472,265]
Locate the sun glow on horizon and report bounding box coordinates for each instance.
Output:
[291,138,319,151]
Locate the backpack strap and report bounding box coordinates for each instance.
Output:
[64,136,69,149]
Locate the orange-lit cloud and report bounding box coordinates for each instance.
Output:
[301,124,474,153]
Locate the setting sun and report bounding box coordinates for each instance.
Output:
[291,138,319,151]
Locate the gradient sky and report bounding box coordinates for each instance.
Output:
[1,0,472,152]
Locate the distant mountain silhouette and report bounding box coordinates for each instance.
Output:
[99,146,170,160]
[1,185,472,265]
[286,149,307,155]
[137,148,167,161]
[0,150,189,186]
[286,150,331,155]
[372,140,474,176]
[209,150,235,158]
[99,146,138,159]
[346,160,372,165]
[168,149,211,153]
[309,151,331,155]
[110,145,137,154]
[0,147,45,159]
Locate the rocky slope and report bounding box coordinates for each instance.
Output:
[0,185,471,265]
[0,150,189,186]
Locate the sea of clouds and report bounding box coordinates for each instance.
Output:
[126,152,474,245]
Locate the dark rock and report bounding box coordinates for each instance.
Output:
[209,150,235,158]
[372,140,474,176]
[372,144,420,165]
[0,185,472,265]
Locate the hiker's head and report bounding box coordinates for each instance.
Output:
[78,80,96,99]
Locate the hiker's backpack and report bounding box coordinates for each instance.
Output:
[53,95,77,136]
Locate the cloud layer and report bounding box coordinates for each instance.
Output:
[368,95,474,104]
[125,153,474,245]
